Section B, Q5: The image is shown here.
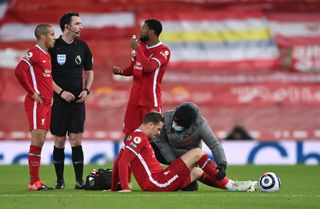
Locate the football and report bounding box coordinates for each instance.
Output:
[259,172,281,192]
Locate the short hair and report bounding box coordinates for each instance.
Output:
[142,112,164,125]
[145,19,162,36]
[34,24,52,39]
[60,12,80,31]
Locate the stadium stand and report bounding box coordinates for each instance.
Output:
[1,0,320,140]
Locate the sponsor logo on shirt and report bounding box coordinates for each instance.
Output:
[43,69,51,77]
[57,54,66,65]
[133,61,143,70]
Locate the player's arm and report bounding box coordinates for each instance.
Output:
[15,60,35,96]
[111,148,123,191]
[15,59,44,104]
[135,47,161,72]
[113,59,135,76]
[117,147,136,191]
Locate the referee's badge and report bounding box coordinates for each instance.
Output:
[57,54,66,65]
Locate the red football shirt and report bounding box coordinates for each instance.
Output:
[112,129,163,190]
[122,42,170,107]
[15,45,53,104]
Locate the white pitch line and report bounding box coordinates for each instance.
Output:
[0,194,320,197]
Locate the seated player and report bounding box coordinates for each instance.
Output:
[111,112,258,192]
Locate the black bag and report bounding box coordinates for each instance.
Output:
[84,168,113,190]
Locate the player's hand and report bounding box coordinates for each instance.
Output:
[130,36,140,50]
[216,164,226,180]
[61,91,75,103]
[76,90,88,103]
[112,66,123,75]
[31,92,43,104]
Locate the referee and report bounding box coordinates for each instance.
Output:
[49,12,94,189]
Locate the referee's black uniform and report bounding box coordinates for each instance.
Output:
[49,36,93,136]
[49,35,93,189]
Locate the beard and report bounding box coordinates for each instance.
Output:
[139,35,149,42]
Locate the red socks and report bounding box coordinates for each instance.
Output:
[197,154,229,189]
[28,145,42,184]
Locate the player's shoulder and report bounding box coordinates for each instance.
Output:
[127,130,148,144]
[157,42,170,52]
[156,43,170,59]
[24,45,46,63]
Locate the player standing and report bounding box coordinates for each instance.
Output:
[49,12,94,189]
[111,112,258,192]
[15,24,55,190]
[112,19,170,139]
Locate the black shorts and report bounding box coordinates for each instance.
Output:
[50,94,86,136]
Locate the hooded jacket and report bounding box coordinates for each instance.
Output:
[152,102,227,167]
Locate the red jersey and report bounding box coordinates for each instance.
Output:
[15,45,53,105]
[122,42,170,107]
[112,129,163,190]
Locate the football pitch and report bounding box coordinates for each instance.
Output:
[0,164,319,209]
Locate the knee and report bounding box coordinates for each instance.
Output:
[69,135,82,147]
[54,137,66,148]
[190,167,203,181]
[190,148,204,159]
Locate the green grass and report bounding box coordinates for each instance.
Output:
[0,165,319,209]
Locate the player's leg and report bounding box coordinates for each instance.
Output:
[123,104,141,139]
[180,148,230,189]
[25,98,53,190]
[29,129,46,185]
[68,103,86,189]
[28,130,53,190]
[193,150,258,191]
[180,148,257,191]
[51,96,68,189]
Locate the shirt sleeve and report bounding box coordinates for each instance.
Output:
[83,42,93,71]
[199,119,227,167]
[111,148,123,191]
[135,46,168,73]
[117,147,136,190]
[15,58,35,95]
[121,57,135,76]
